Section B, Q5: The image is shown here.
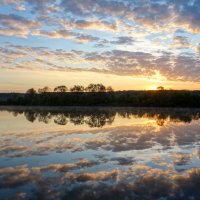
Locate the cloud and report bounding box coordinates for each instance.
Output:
[73,169,119,182]
[76,34,99,43]
[171,36,191,49]
[2,163,200,199]
[26,0,56,12]
[3,0,200,83]
[170,153,192,166]
[15,4,26,11]
[58,0,200,34]
[85,50,200,82]
[197,43,200,53]
[0,14,39,37]
[32,29,99,43]
[2,0,22,5]
[0,45,85,71]
[172,0,200,34]
[1,44,200,82]
[33,29,74,39]
[1,0,199,84]
[60,0,99,16]
[131,0,200,34]
[0,165,40,188]
[111,157,135,165]
[1,0,200,38]
[111,36,135,45]
[69,19,117,32]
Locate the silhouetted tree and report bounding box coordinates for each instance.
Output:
[2,84,200,107]
[157,86,165,91]
[26,88,37,95]
[38,86,51,94]
[70,85,84,92]
[85,83,106,92]
[54,85,68,92]
[97,84,106,92]
[85,84,96,92]
[107,86,114,92]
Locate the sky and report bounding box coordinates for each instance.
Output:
[0,0,200,92]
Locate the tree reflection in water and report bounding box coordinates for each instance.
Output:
[9,108,200,127]
[0,108,200,200]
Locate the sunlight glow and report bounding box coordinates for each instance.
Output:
[0,1,200,91]
[148,85,159,90]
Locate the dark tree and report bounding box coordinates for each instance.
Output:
[157,86,165,91]
[54,85,68,92]
[70,85,84,92]
[26,88,37,95]
[107,86,114,92]
[85,83,106,92]
[38,86,51,94]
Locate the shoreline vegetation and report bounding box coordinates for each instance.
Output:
[0,83,200,107]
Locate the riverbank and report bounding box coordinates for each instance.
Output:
[0,90,200,107]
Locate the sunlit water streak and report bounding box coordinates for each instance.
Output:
[0,107,200,200]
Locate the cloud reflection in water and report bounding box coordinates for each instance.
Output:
[0,108,200,199]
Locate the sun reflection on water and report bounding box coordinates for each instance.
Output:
[0,107,200,199]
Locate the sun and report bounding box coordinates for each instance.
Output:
[149,85,158,90]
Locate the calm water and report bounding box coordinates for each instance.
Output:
[0,107,200,200]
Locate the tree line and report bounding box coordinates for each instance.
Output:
[28,83,114,94]
[0,84,200,107]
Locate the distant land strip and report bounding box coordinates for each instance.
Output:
[0,89,200,108]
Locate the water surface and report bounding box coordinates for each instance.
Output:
[0,107,200,200]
